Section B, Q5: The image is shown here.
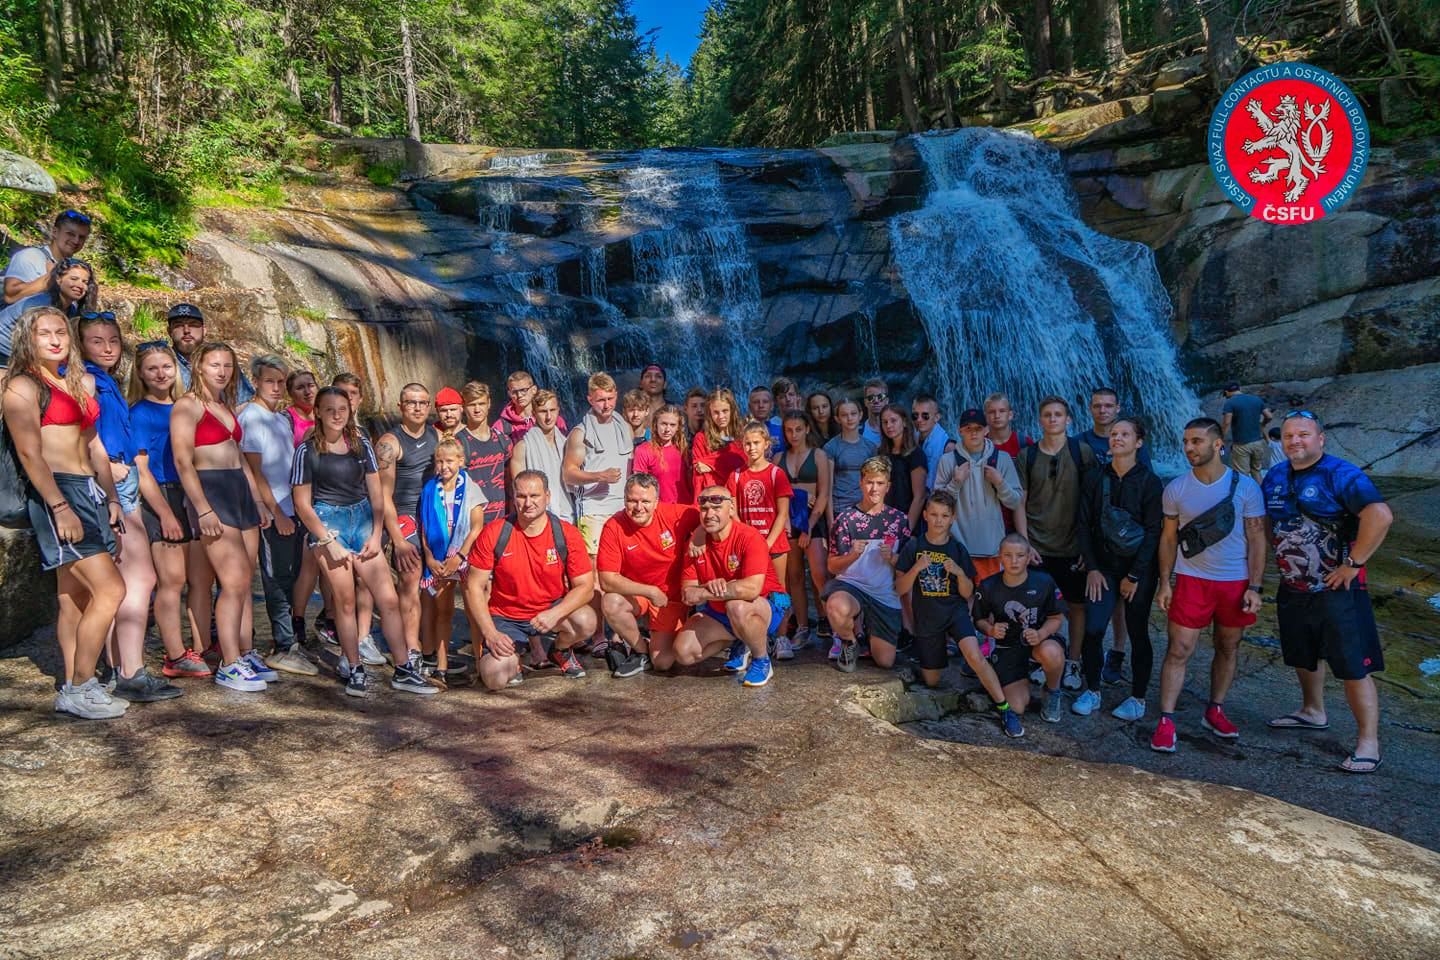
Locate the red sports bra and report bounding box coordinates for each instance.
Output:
[39,384,99,430]
[195,407,242,447]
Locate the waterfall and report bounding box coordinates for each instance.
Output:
[620,156,768,396]
[888,128,1196,464]
[490,152,547,170]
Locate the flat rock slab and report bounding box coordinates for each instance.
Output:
[2,636,1438,959]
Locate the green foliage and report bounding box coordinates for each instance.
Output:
[283,333,318,355]
[364,160,404,186]
[130,303,168,339]
[294,306,329,323]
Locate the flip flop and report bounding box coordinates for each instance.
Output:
[1267,713,1330,730]
[1338,755,1382,774]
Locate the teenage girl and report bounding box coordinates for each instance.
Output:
[690,387,744,502]
[823,397,877,524]
[775,411,830,648]
[631,403,690,504]
[806,391,837,445]
[879,402,926,532]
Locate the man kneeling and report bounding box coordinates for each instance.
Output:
[671,485,790,687]
[597,473,701,677]
[465,470,596,690]
[973,533,1068,726]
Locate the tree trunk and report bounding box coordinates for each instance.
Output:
[892,0,923,132]
[400,13,422,140]
[1153,0,1179,40]
[923,18,957,127]
[1031,0,1053,75]
[282,5,300,99]
[858,17,877,130]
[328,58,343,125]
[1055,6,1074,73]
[40,0,64,102]
[1340,0,1361,29]
[1097,0,1125,68]
[1191,0,1243,91]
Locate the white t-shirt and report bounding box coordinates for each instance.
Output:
[239,403,296,517]
[1162,468,1265,582]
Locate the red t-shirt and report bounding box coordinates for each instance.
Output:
[682,520,784,613]
[467,515,592,621]
[690,432,745,501]
[988,430,1031,532]
[631,442,691,504]
[595,503,701,598]
[726,463,793,554]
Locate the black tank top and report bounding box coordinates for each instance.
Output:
[391,425,438,517]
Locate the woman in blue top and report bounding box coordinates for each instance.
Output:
[127,340,211,679]
[77,314,181,703]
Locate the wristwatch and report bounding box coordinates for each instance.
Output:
[1247,584,1263,594]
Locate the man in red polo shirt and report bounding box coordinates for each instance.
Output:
[596,473,701,678]
[465,470,595,690]
[673,484,791,688]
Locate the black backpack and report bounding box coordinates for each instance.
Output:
[492,511,570,586]
[1177,471,1240,559]
[1099,471,1146,557]
[0,374,52,529]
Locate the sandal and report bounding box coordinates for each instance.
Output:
[1338,755,1382,774]
[1267,713,1330,730]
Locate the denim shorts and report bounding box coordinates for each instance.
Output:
[311,500,373,554]
[115,465,141,515]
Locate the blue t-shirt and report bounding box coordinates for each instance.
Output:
[130,398,179,483]
[1262,454,1385,593]
[1222,393,1268,444]
[1080,428,1152,467]
[85,361,136,463]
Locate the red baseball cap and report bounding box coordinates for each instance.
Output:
[434,387,463,406]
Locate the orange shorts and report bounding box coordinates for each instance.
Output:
[634,595,689,634]
[972,555,1003,583]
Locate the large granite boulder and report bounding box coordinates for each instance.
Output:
[0,149,56,195]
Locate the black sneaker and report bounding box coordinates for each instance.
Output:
[550,648,587,679]
[345,665,370,697]
[114,668,184,702]
[391,663,439,695]
[607,643,646,679]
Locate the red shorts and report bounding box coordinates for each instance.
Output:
[1168,574,1256,630]
[634,595,689,634]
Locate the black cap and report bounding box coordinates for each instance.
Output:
[167,302,204,323]
[958,408,986,427]
[1224,381,1240,392]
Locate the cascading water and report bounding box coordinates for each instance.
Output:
[620,156,768,395]
[888,128,1197,465]
[489,152,547,171]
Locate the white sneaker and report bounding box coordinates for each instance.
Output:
[1071,689,1101,716]
[828,638,842,660]
[55,679,129,720]
[1061,660,1084,691]
[792,626,812,650]
[242,649,280,682]
[1029,664,1047,685]
[336,653,353,679]
[1112,696,1146,721]
[215,659,268,692]
[358,634,388,666]
[774,635,795,660]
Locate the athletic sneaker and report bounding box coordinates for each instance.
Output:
[773,634,795,660]
[391,664,438,695]
[241,649,280,682]
[315,616,338,645]
[506,672,524,687]
[609,646,647,679]
[346,665,370,697]
[267,646,319,677]
[1071,689,1101,716]
[1202,704,1240,739]
[827,638,842,660]
[215,659,267,693]
[1041,688,1063,723]
[1112,696,1146,721]
[792,625,812,650]
[836,640,858,673]
[1028,663,1046,685]
[336,653,353,679]
[740,657,773,687]
[1061,660,1083,691]
[590,637,611,659]
[113,668,184,703]
[358,634,388,666]
[1151,716,1177,752]
[550,648,587,679]
[162,650,211,678]
[1101,650,1127,686]
[723,641,750,673]
[55,679,129,720]
[999,708,1025,739]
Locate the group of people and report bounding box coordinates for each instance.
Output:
[0,215,1393,775]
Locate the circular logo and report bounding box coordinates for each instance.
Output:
[1208,63,1369,225]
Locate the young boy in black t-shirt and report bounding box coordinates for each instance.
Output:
[973,533,1069,730]
[896,491,978,688]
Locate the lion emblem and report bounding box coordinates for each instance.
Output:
[1242,94,1334,203]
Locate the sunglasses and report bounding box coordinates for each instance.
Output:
[697,494,732,507]
[866,393,888,403]
[58,209,92,225]
[910,411,934,421]
[1283,410,1318,422]
[58,257,91,271]
[136,340,171,351]
[79,311,116,321]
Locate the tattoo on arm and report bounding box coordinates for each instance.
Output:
[376,436,400,469]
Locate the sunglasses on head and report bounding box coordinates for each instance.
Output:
[1283,409,1318,422]
[136,340,170,351]
[79,311,116,322]
[58,209,92,225]
[697,494,731,506]
[58,257,91,271]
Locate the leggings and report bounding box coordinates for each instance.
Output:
[1081,568,1158,699]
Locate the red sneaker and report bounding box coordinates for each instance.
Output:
[1202,704,1240,739]
[163,649,212,677]
[1151,717,1177,753]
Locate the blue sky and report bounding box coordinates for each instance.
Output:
[633,0,708,67]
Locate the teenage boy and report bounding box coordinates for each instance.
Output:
[748,385,782,451]
[493,369,566,443]
[894,491,982,692]
[167,302,254,401]
[824,457,912,673]
[861,378,888,446]
[973,533,1069,726]
[3,209,91,304]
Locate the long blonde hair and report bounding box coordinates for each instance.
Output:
[7,305,87,402]
[127,341,182,404]
[648,403,689,457]
[184,342,240,408]
[702,387,737,452]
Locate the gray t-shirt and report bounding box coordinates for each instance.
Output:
[239,403,296,517]
[1222,393,1267,444]
[1162,468,1265,582]
[824,434,879,515]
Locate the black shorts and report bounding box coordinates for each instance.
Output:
[821,582,902,644]
[911,605,976,670]
[141,481,199,544]
[197,468,261,530]
[1041,554,1086,604]
[27,473,116,572]
[1277,587,1384,680]
[992,638,1060,687]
